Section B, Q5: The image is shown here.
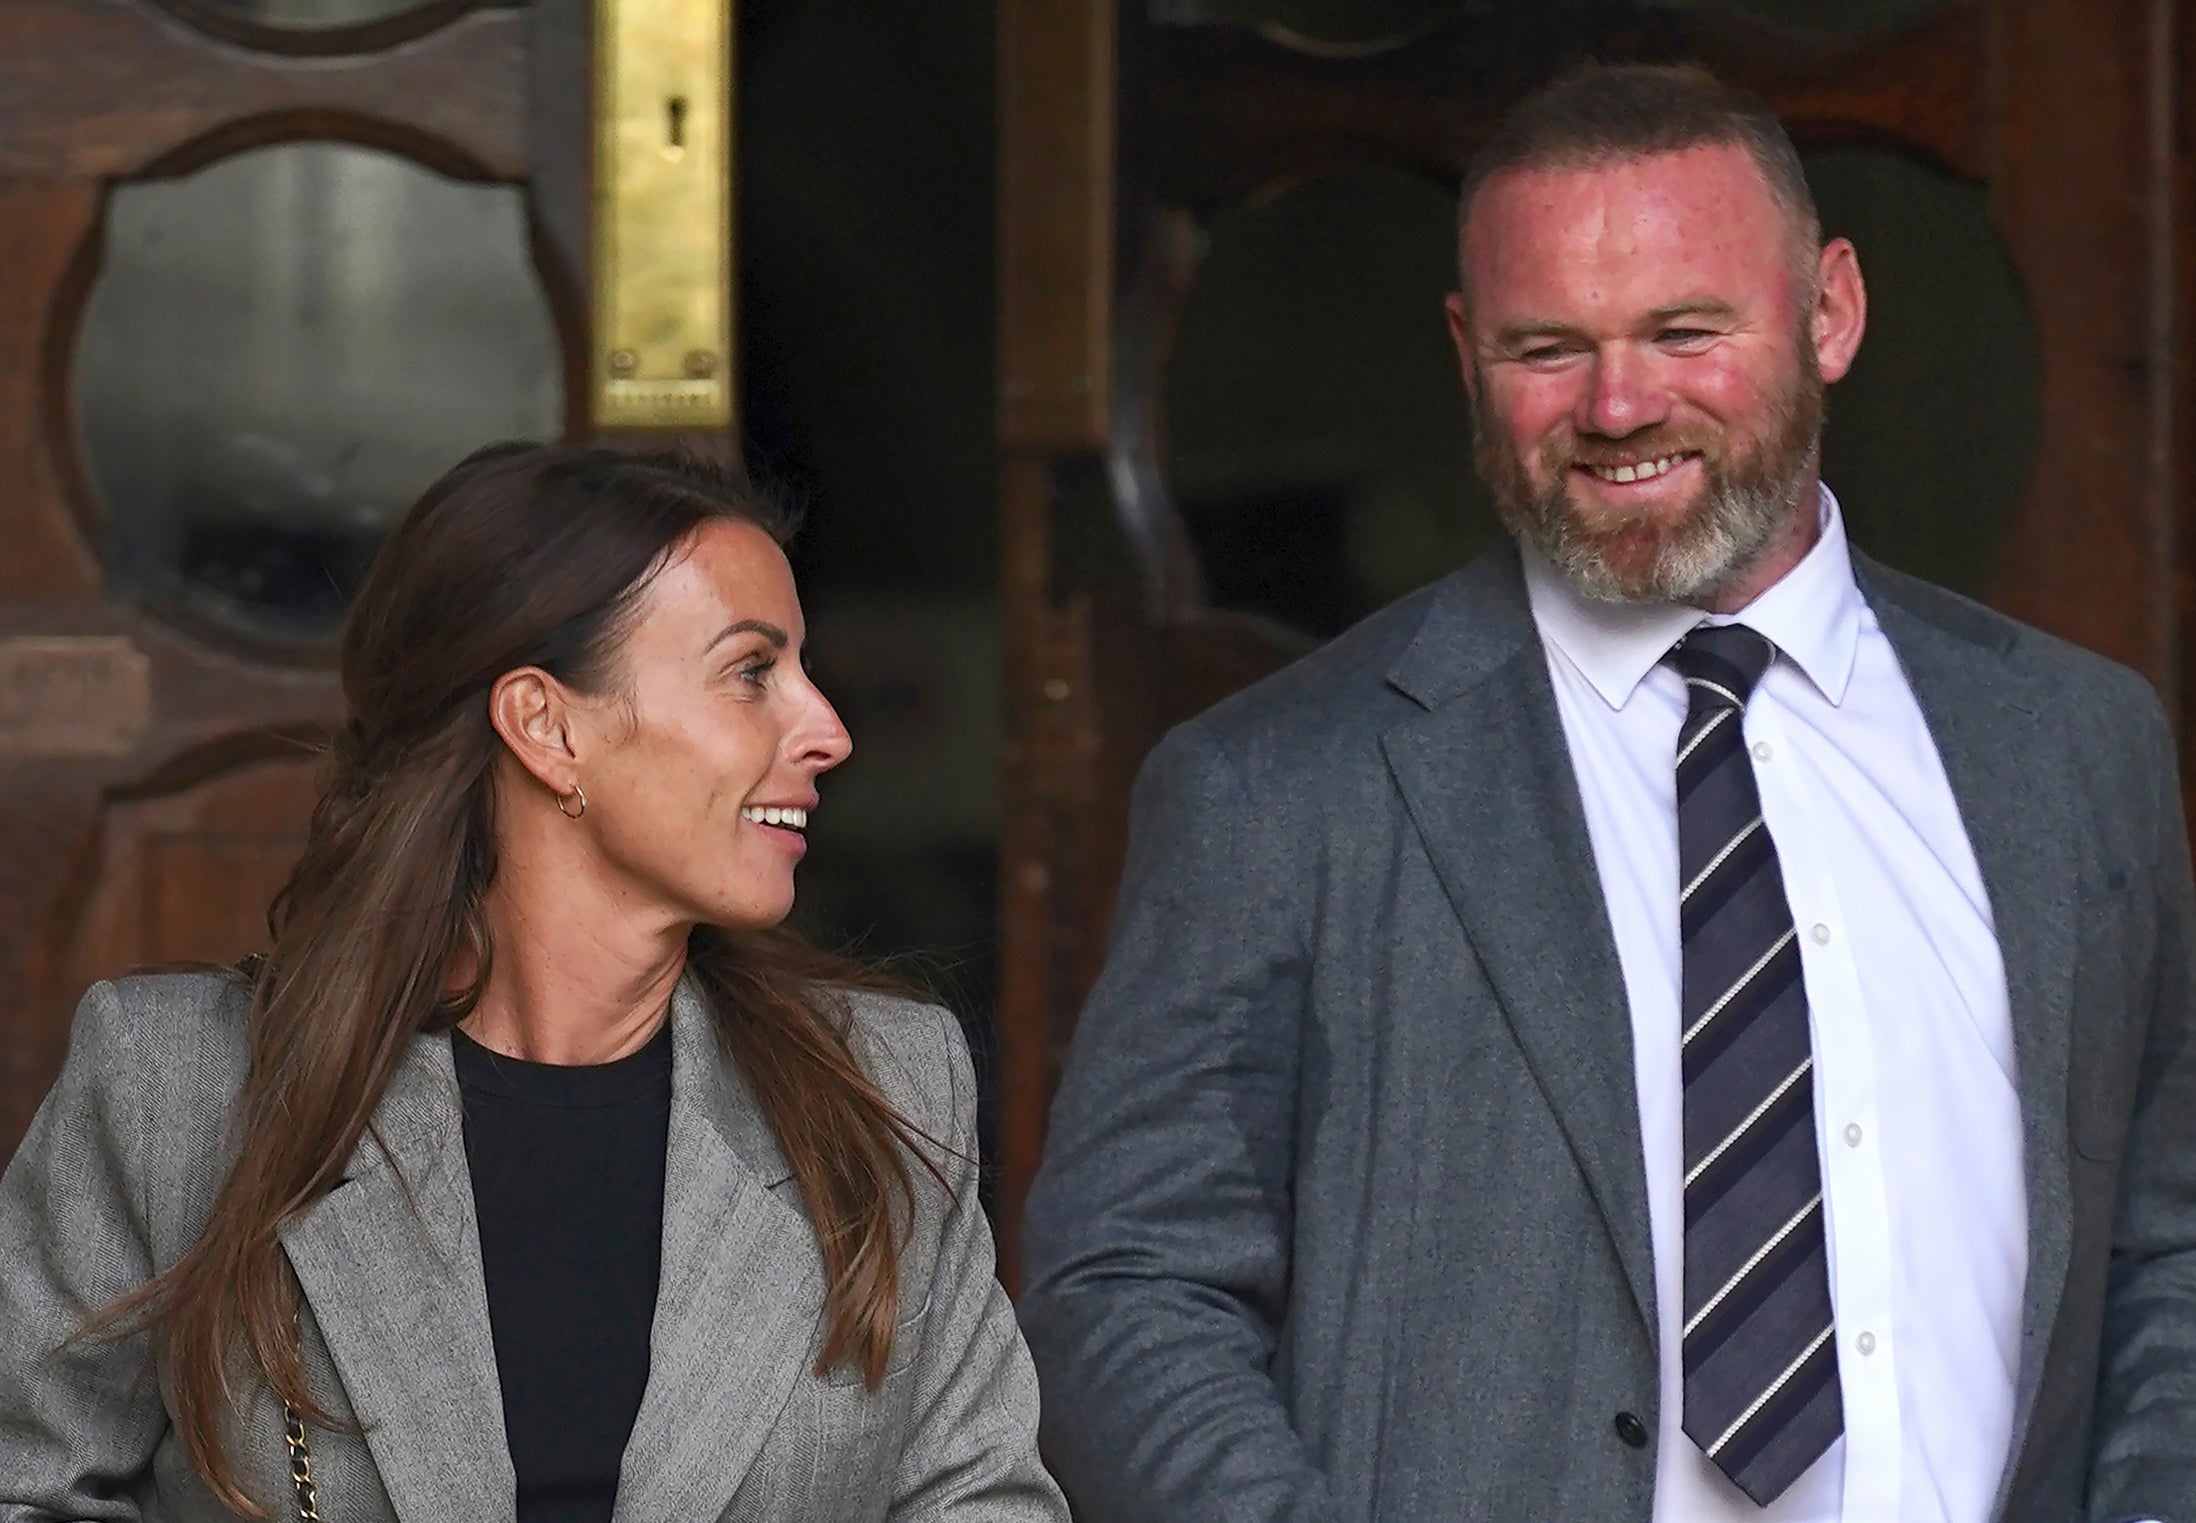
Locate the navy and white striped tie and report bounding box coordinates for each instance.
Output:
[1668,624,1842,1504]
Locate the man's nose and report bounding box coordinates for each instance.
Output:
[1577,346,1668,439]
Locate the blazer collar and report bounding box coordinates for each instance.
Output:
[278,1024,515,1523]
[1852,557,2078,1503]
[1382,544,1659,1345]
[612,980,823,1523]
[280,979,825,1523]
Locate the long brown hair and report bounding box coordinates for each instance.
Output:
[99,442,935,1513]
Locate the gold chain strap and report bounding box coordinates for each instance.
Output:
[282,1402,322,1522]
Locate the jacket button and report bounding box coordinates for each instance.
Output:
[1614,1411,1649,1449]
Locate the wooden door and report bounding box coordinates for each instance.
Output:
[0,0,735,1160]
[993,0,2190,1283]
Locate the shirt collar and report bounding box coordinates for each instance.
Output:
[1520,483,1865,711]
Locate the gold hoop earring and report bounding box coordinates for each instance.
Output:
[557,782,587,820]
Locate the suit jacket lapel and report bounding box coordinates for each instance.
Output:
[612,982,823,1523]
[1380,548,1656,1341]
[279,1032,517,1523]
[1859,561,2079,1484]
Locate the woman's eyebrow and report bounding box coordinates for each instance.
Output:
[702,618,789,653]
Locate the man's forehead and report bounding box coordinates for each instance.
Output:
[1466,143,1784,253]
[1461,143,1797,307]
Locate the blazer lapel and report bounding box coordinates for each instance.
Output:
[1380,549,1656,1340]
[612,983,823,1523]
[279,1032,517,1523]
[1862,565,2079,1482]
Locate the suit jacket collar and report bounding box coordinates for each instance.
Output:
[279,978,824,1523]
[1383,545,2081,1465]
[1382,543,1660,1345]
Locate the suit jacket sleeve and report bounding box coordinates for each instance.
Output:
[0,982,170,1521]
[2088,693,2196,1521]
[1018,722,1339,1523]
[888,1006,1068,1522]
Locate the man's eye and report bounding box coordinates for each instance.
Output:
[1658,327,1713,346]
[1521,343,1577,364]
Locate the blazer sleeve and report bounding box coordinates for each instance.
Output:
[0,982,171,1521]
[2088,693,2196,1520]
[1017,722,1339,1523]
[887,1006,1068,1522]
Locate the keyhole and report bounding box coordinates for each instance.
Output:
[665,96,688,158]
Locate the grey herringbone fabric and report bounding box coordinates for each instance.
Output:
[0,976,1065,1522]
[1669,624,1842,1504]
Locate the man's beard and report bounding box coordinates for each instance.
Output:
[1472,347,1825,605]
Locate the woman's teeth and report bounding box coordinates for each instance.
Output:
[1585,453,1689,483]
[741,806,808,830]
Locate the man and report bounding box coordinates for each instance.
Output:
[1018,63,2196,1523]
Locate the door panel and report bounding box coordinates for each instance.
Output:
[0,0,736,1159]
[65,755,325,989]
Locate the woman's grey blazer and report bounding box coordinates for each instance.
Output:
[0,971,1067,1523]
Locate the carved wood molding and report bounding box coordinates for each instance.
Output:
[1142,3,1986,212]
[0,0,529,182]
[1981,0,2177,690]
[145,0,487,58]
[998,0,1117,452]
[0,604,344,773]
[0,184,104,600]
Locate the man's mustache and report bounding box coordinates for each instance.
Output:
[1546,430,1722,471]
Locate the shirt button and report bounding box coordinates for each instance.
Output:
[1844,1123,1863,1147]
[1857,1331,1877,1356]
[1613,1411,1650,1449]
[1752,740,1774,762]
[1810,923,1831,945]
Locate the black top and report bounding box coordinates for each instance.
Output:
[453,1018,674,1523]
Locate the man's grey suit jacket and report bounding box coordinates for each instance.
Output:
[1019,543,2196,1522]
[0,973,1066,1522]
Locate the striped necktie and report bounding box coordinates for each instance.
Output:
[1668,624,1842,1504]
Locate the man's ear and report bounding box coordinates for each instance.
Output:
[1443,290,1480,403]
[488,667,580,795]
[1810,237,1867,385]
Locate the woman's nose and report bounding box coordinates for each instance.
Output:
[792,679,853,773]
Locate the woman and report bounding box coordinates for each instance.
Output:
[0,443,1067,1522]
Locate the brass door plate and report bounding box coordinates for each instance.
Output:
[591,0,735,430]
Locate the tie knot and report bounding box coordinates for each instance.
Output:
[1667,623,1775,711]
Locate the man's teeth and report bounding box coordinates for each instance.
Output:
[1587,454,1688,484]
[741,806,809,829]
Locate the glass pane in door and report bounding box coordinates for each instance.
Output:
[76,142,564,650]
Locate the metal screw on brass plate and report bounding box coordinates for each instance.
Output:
[684,349,719,378]
[1041,677,1071,702]
[609,348,639,377]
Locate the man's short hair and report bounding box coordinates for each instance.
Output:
[1456,62,1821,280]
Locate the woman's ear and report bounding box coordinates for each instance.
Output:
[487,667,580,795]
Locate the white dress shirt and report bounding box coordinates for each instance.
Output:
[1522,487,2027,1522]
